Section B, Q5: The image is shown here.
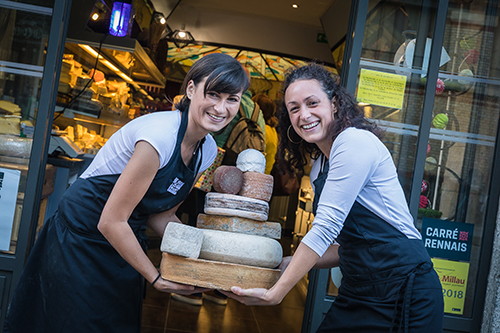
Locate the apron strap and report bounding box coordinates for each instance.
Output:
[389,263,426,333]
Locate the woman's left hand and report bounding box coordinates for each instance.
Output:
[219,287,281,306]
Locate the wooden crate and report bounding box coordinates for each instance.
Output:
[160,252,281,291]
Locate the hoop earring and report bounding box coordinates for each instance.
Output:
[287,125,303,144]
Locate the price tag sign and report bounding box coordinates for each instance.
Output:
[0,168,21,251]
[431,258,469,315]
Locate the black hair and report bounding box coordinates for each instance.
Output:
[277,63,382,175]
[175,53,250,111]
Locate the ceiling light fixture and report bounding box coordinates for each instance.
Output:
[169,24,195,48]
[91,13,99,21]
[292,4,299,8]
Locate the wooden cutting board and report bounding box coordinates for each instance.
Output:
[160,252,281,291]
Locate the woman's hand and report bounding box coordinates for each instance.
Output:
[153,277,209,294]
[219,287,282,306]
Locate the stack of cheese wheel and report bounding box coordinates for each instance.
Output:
[160,149,283,291]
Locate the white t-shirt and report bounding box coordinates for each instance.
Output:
[80,111,217,179]
[302,127,421,257]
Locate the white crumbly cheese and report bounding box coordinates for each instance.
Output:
[236,149,266,173]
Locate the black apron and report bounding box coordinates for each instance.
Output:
[4,110,204,333]
[312,156,444,333]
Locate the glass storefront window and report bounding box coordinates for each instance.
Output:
[0,6,52,254]
[14,0,54,8]
[359,1,439,197]
[350,0,500,321]
[427,0,500,318]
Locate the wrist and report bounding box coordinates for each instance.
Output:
[151,272,162,286]
[267,285,286,304]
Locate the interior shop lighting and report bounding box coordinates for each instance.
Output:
[109,1,132,37]
[91,13,99,21]
[79,44,102,59]
[292,4,299,8]
[77,44,153,100]
[152,11,167,25]
[169,29,195,48]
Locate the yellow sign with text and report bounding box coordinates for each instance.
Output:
[357,69,407,109]
[432,258,470,315]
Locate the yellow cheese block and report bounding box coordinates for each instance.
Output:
[0,117,20,135]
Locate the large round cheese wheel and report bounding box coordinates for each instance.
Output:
[197,213,281,239]
[199,229,282,268]
[213,166,243,194]
[204,193,268,221]
[239,171,274,202]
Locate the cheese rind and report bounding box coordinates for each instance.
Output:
[197,213,281,239]
[160,253,280,291]
[199,229,283,268]
[204,193,268,221]
[239,171,274,202]
[160,223,203,259]
[213,166,243,194]
[236,149,266,173]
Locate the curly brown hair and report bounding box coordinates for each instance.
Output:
[277,64,382,175]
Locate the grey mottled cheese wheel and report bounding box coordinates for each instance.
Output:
[213,166,243,194]
[239,171,274,202]
[197,213,281,239]
[204,193,268,221]
[199,229,283,268]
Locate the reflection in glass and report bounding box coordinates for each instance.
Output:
[357,0,500,320]
[0,9,51,254]
[425,1,500,318]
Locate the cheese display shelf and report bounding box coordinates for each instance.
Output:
[53,39,167,156]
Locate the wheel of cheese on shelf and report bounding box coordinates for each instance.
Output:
[199,229,283,268]
[239,171,274,202]
[212,166,243,194]
[204,192,268,221]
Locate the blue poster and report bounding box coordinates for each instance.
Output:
[421,218,474,262]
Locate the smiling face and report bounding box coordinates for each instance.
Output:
[285,79,336,155]
[186,78,243,133]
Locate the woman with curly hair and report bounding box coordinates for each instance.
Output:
[223,64,444,332]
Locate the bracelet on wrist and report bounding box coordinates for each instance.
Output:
[151,272,161,286]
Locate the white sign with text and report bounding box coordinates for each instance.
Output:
[0,168,21,251]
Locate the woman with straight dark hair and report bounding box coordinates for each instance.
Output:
[4,53,249,333]
[223,64,444,332]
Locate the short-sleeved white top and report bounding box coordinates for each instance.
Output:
[80,110,217,179]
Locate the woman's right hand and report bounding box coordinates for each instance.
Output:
[153,277,209,294]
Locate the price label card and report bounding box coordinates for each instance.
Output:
[0,168,21,251]
[432,258,470,315]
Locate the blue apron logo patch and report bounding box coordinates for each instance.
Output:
[167,177,185,195]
